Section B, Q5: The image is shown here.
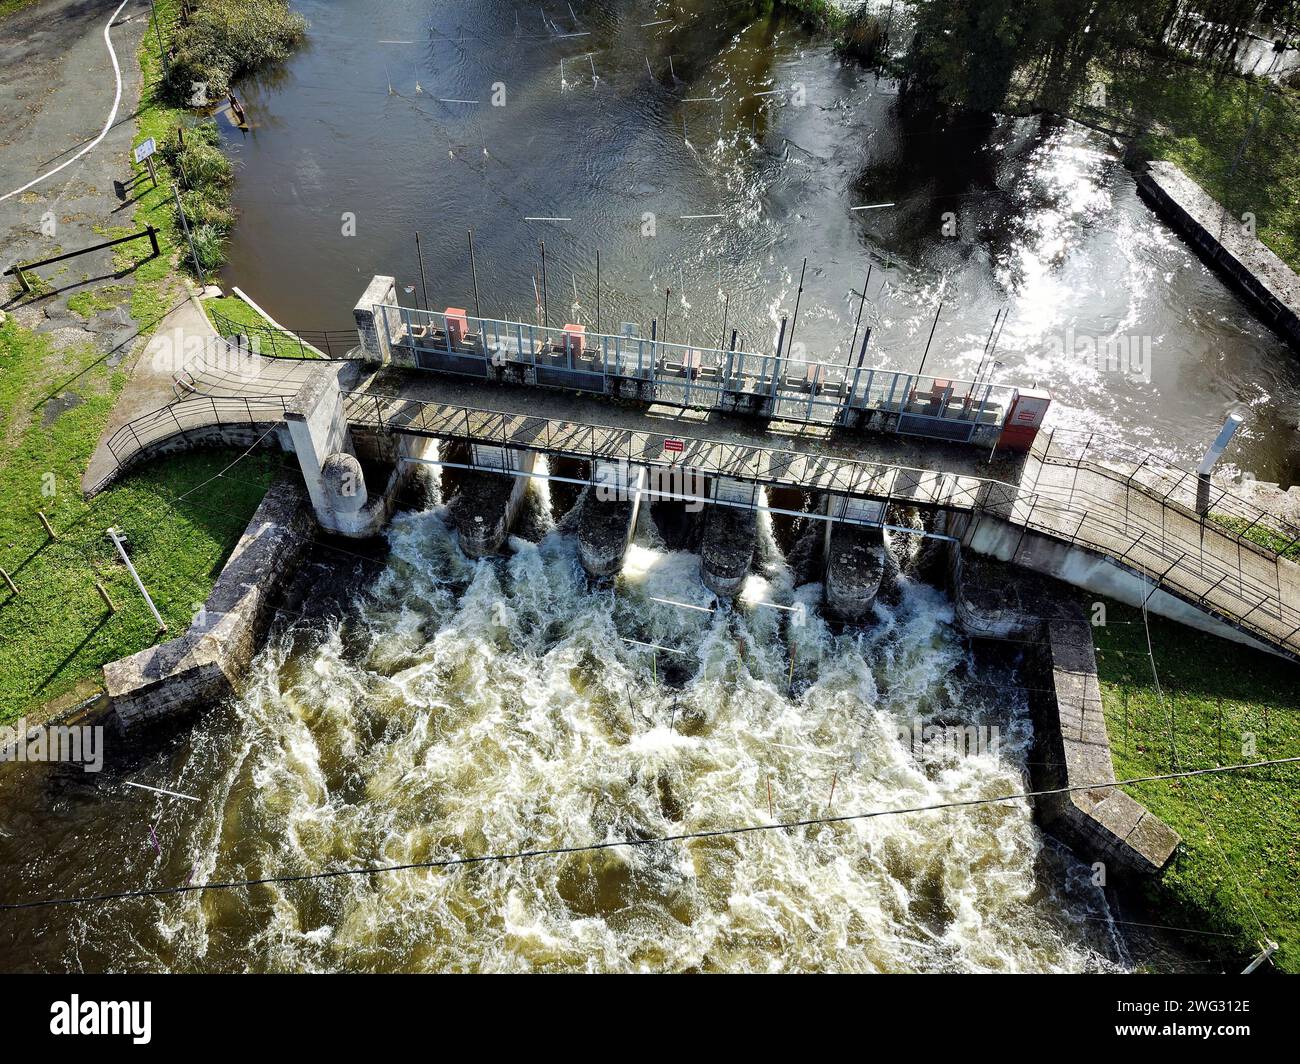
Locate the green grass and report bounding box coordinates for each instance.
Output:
[0,318,278,720]
[0,0,41,19]
[1091,596,1300,972]
[203,296,323,358]
[1207,512,1300,561]
[1107,59,1300,273]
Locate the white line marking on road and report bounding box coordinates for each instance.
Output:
[0,0,132,203]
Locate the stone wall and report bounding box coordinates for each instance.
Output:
[104,481,313,731]
[1137,161,1300,350]
[1028,616,1181,877]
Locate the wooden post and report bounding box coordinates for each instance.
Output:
[14,268,31,295]
[147,224,160,257]
[37,511,56,539]
[96,582,117,612]
[145,154,158,188]
[0,569,17,595]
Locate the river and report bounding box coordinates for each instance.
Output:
[0,0,1269,972]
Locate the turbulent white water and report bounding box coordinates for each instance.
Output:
[156,484,1126,973]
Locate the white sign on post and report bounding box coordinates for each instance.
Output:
[133,138,157,164]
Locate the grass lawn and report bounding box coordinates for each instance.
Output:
[0,318,278,721]
[1090,596,1300,972]
[0,0,40,19]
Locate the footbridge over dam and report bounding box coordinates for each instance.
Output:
[84,279,1300,663]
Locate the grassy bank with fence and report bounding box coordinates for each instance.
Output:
[0,0,305,721]
[0,317,278,722]
[1091,596,1300,972]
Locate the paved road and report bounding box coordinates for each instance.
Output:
[0,0,150,328]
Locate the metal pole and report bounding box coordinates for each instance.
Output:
[915,298,944,377]
[847,264,872,366]
[468,229,481,318]
[663,287,671,345]
[415,232,430,311]
[786,258,807,357]
[107,528,167,633]
[540,241,549,329]
[149,0,170,81]
[719,293,729,351]
[171,183,204,282]
[595,249,601,334]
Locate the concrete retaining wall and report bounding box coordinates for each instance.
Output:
[1028,617,1180,877]
[1137,161,1300,350]
[104,480,314,731]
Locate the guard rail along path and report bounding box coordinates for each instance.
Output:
[82,280,1300,664]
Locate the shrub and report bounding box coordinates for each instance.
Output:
[178,188,234,232]
[189,224,229,271]
[165,0,307,106]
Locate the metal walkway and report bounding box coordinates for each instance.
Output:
[87,335,1300,662]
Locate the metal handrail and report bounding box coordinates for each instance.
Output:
[1035,428,1300,562]
[209,309,357,361]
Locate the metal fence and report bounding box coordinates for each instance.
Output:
[209,308,358,360]
[344,388,1300,656]
[372,303,1014,440]
[89,386,1300,657]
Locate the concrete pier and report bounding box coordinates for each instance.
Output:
[452,445,537,557]
[700,479,759,597]
[578,462,646,577]
[823,497,888,622]
[1137,161,1300,350]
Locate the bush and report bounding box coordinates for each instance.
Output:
[178,188,234,232]
[838,7,887,66]
[165,0,307,106]
[189,224,229,271]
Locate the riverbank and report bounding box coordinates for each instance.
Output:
[0,0,298,722]
[1091,596,1300,972]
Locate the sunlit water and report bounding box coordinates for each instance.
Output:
[0,478,1135,972]
[221,0,1300,481]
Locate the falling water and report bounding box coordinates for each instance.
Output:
[0,477,1136,972]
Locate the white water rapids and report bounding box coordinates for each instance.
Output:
[135,474,1128,973]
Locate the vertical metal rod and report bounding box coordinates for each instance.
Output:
[719,293,729,351]
[662,287,671,345]
[847,264,872,366]
[171,183,204,282]
[595,249,601,334]
[468,229,481,318]
[415,232,430,311]
[149,0,170,80]
[915,299,944,377]
[540,241,549,329]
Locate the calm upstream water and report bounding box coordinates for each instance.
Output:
[0,0,1269,972]
[218,0,1300,482]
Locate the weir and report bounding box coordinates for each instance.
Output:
[84,275,1300,665]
